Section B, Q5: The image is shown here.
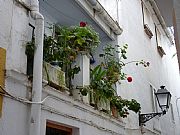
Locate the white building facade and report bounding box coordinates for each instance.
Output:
[0,0,180,135]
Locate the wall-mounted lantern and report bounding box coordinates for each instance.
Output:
[139,86,171,126]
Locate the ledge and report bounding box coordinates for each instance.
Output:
[75,0,123,40]
[5,69,30,87]
[157,46,166,57]
[144,24,153,39]
[42,86,126,129]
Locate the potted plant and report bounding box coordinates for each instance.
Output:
[42,22,100,92]
[59,22,100,98]
[70,22,100,52]
[25,35,67,90]
[110,96,141,118]
[86,43,149,117]
[99,44,150,83]
[99,44,128,84]
[89,64,141,116]
[89,65,115,111]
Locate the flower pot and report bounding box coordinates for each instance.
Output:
[111,106,118,118]
[43,62,66,90]
[50,61,62,67]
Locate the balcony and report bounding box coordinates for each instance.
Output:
[23,1,143,132]
[26,23,141,119]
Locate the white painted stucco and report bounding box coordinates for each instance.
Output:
[98,0,118,21]
[116,0,180,134]
[0,0,180,135]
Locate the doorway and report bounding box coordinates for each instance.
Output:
[46,121,72,135]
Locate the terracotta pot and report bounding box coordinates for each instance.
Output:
[111,106,118,118]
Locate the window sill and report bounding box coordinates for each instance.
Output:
[157,46,166,57]
[144,24,153,39]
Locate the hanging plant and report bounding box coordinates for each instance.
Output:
[25,36,35,59]
[110,96,141,118]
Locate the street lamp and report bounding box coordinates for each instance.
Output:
[139,86,172,126]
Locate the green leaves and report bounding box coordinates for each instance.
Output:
[72,25,100,51]
[89,43,142,117]
[120,44,128,59]
[68,66,80,79]
[90,65,115,106]
[99,44,128,83]
[25,37,35,58]
[127,99,141,113]
[90,65,106,82]
[110,96,141,117]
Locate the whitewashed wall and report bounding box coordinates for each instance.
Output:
[0,1,31,135]
[0,0,180,135]
[40,87,125,135]
[0,1,125,135]
[98,0,118,22]
[116,0,180,135]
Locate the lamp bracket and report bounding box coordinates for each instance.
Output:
[139,112,162,126]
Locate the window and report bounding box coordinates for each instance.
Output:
[156,28,162,46]
[155,25,166,57]
[46,121,72,135]
[141,1,153,39]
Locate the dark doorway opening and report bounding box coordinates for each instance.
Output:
[46,121,72,135]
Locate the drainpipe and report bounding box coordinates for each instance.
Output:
[14,0,44,134]
[86,0,123,35]
[147,0,174,44]
[29,0,44,135]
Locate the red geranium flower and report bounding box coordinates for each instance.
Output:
[127,76,132,82]
[80,21,87,27]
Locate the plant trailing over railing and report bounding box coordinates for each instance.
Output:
[80,43,149,117]
[110,96,141,118]
[88,64,141,116]
[90,65,115,109]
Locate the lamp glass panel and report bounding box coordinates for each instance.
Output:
[156,93,168,107]
[167,94,171,108]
